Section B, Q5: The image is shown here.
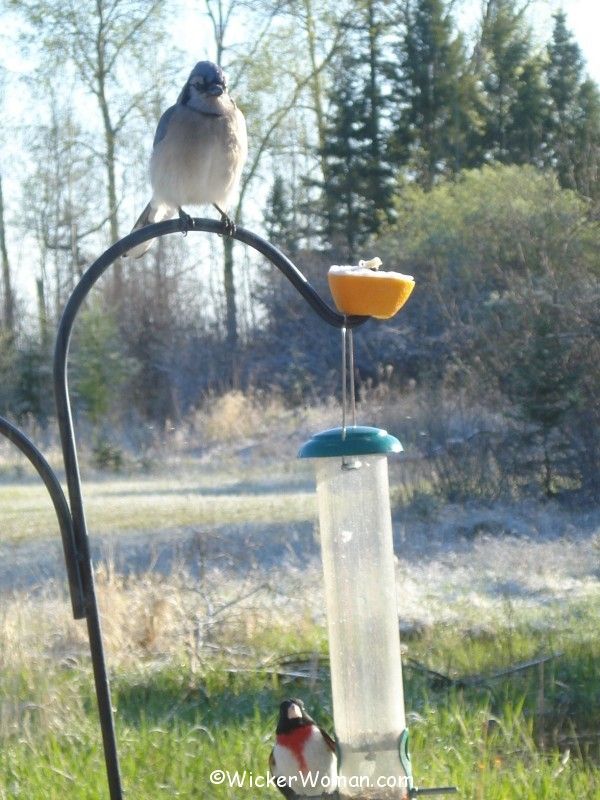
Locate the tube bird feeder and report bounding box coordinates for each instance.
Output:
[300,426,409,798]
[300,427,456,799]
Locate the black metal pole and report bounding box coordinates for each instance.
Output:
[53,219,369,800]
[0,416,84,618]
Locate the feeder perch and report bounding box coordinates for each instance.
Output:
[300,427,457,799]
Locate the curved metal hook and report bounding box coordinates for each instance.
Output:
[54,219,371,618]
[54,218,370,613]
[60,217,369,334]
[52,220,370,800]
[0,416,84,618]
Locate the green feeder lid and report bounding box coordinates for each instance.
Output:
[298,426,402,459]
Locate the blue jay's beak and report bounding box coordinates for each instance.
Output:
[208,84,224,96]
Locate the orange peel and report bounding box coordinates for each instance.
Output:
[328,261,415,319]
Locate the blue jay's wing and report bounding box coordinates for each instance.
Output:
[153,105,178,148]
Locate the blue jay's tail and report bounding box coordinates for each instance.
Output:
[123,201,174,258]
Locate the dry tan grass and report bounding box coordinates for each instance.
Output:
[0,556,316,680]
[0,591,84,670]
[2,390,598,680]
[189,390,290,445]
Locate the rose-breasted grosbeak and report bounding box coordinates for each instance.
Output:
[269,698,337,799]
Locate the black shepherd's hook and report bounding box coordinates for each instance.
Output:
[50,219,368,800]
[0,416,84,617]
[1,221,456,800]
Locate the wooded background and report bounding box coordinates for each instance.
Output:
[0,0,598,500]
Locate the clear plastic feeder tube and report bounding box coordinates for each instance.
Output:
[301,427,407,798]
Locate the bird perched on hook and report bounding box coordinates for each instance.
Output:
[124,60,247,258]
[269,698,337,799]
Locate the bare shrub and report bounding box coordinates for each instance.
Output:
[356,381,510,504]
[190,390,289,445]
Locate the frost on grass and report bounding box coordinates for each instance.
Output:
[0,500,598,673]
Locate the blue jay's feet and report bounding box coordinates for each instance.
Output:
[213,203,236,237]
[178,207,194,236]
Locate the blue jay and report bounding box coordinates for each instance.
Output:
[125,60,247,258]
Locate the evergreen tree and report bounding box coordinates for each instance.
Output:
[505,56,547,165]
[356,0,393,223]
[476,0,539,163]
[314,1,393,255]
[545,10,584,189]
[572,79,600,199]
[545,11,600,197]
[318,51,384,256]
[263,174,299,255]
[390,0,479,189]
[546,11,583,120]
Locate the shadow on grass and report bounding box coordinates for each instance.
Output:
[404,625,600,762]
[110,626,600,763]
[113,666,334,734]
[98,479,314,500]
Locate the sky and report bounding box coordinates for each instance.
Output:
[169,1,600,85]
[3,0,600,308]
[523,1,600,82]
[451,0,600,84]
[557,0,600,83]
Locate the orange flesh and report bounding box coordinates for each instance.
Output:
[328,272,415,319]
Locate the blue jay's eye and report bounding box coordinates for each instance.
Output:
[192,80,204,91]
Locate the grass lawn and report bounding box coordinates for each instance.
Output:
[0,465,316,542]
[1,449,599,799]
[2,599,600,799]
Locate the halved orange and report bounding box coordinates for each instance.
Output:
[328,265,415,319]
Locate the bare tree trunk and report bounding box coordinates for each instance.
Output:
[207,0,342,357]
[97,79,123,300]
[105,126,120,245]
[223,234,238,356]
[366,0,385,200]
[303,0,328,173]
[205,0,227,65]
[71,222,83,280]
[36,276,49,347]
[206,0,240,357]
[0,174,15,339]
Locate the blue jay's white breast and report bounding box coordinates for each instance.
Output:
[150,104,246,210]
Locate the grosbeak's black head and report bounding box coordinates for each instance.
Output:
[276,698,315,735]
